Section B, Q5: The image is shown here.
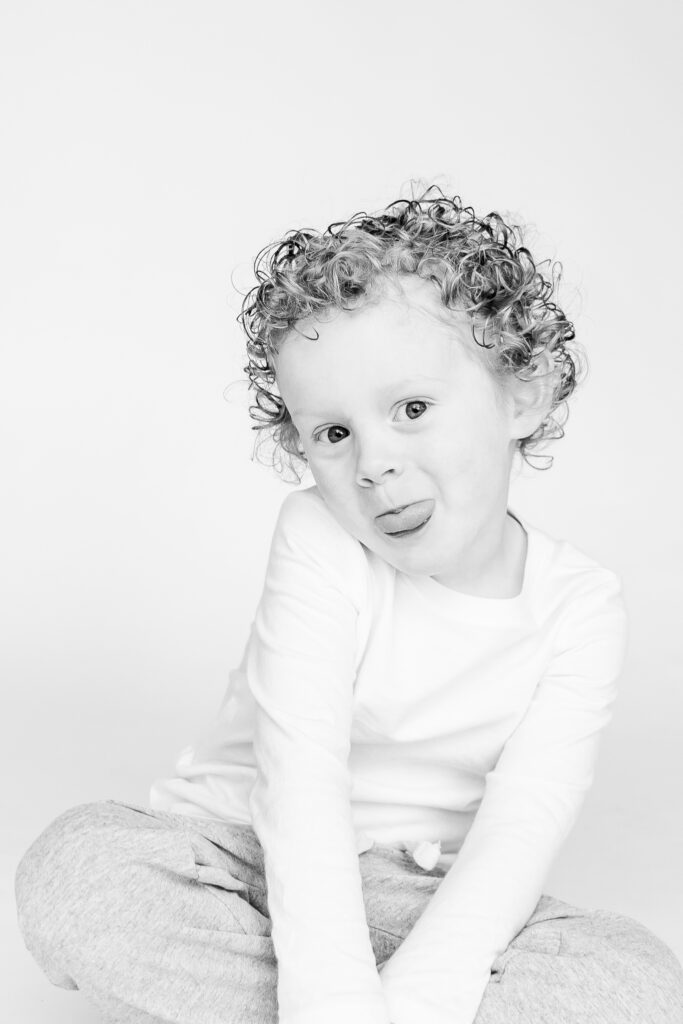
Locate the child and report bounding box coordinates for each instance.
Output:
[15,187,683,1024]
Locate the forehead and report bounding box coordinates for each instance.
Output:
[275,276,479,387]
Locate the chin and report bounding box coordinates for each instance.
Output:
[381,548,434,574]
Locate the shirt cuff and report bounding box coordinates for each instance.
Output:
[280,993,392,1024]
[382,986,486,1024]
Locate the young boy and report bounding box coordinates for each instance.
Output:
[15,188,683,1024]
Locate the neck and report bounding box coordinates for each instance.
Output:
[430,511,528,598]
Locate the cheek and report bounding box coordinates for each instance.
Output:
[307,463,348,508]
[430,412,509,489]
[428,421,491,469]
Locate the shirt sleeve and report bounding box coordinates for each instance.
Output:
[247,490,391,1024]
[378,569,629,1024]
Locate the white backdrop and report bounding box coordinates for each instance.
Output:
[2,1,682,1020]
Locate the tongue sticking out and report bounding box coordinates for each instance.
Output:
[377,499,435,535]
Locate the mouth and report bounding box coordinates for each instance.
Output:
[382,517,432,539]
[376,499,435,538]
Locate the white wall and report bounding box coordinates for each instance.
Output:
[2,1,682,1019]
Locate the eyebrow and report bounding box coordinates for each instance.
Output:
[290,376,445,418]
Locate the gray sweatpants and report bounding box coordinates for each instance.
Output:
[14,799,683,1023]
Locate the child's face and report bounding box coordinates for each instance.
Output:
[275,275,531,587]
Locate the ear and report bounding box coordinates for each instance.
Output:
[504,349,558,441]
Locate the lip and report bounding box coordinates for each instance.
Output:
[375,499,435,536]
[381,516,432,540]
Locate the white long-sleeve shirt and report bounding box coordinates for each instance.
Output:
[150,484,628,1024]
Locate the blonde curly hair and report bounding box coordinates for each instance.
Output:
[238,185,583,479]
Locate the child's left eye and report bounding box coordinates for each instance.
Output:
[397,400,430,420]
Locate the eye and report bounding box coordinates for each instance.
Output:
[397,399,430,421]
[313,425,350,445]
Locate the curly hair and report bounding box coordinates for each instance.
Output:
[237,185,583,480]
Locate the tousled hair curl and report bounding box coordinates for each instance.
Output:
[237,185,583,481]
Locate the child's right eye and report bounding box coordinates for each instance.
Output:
[313,425,349,445]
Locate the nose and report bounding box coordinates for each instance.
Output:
[355,433,404,488]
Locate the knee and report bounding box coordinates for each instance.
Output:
[596,911,683,1021]
[15,801,119,947]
